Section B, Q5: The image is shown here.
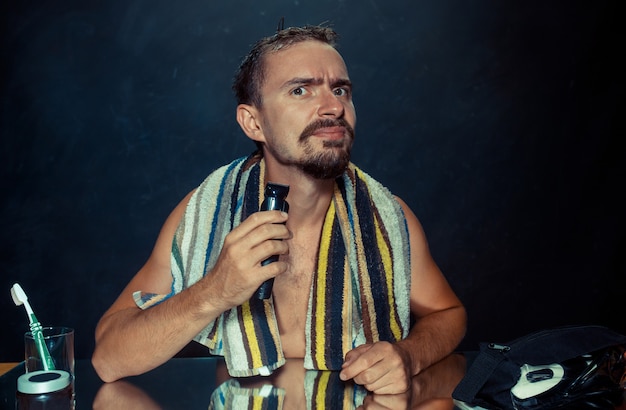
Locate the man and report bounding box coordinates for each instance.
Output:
[92,25,466,394]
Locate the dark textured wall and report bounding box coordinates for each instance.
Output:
[1,1,624,361]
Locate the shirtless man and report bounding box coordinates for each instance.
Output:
[92,25,466,395]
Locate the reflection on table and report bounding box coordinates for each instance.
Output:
[93,353,467,409]
[3,352,625,409]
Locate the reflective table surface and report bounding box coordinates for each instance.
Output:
[0,353,468,409]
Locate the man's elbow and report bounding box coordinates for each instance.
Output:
[91,320,118,382]
[450,303,468,339]
[91,346,122,383]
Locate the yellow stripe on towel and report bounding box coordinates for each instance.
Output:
[242,301,263,369]
[314,200,336,368]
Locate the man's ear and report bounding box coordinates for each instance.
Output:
[236,104,265,143]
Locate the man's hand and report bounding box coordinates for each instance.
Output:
[207,210,290,311]
[339,342,413,394]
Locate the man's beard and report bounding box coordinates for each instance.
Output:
[296,118,355,180]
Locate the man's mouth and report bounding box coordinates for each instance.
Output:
[300,119,355,143]
[311,126,346,140]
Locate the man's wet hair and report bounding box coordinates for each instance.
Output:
[232,25,339,108]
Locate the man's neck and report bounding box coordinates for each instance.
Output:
[264,162,336,228]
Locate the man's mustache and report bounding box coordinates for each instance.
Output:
[299,118,355,142]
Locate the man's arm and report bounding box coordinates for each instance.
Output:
[339,197,467,394]
[91,192,290,382]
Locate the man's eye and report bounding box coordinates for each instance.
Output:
[334,88,350,97]
[291,87,306,96]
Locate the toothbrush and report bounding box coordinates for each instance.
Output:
[11,283,55,371]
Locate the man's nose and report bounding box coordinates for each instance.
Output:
[317,90,344,117]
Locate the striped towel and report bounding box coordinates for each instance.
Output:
[134,153,411,377]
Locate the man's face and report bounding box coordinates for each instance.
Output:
[255,40,357,179]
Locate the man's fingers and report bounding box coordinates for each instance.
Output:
[341,342,411,394]
[340,344,377,380]
[223,211,290,264]
[230,210,288,239]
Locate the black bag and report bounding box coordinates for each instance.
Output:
[452,325,626,409]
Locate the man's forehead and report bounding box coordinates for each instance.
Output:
[263,41,350,81]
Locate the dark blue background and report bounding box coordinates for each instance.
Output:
[1,1,624,361]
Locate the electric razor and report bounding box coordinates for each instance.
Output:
[255,182,289,299]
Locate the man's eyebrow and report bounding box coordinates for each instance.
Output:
[281,77,321,88]
[331,78,352,89]
[281,77,352,89]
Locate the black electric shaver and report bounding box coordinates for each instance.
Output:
[255,182,290,299]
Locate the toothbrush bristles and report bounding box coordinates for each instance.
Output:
[11,288,24,306]
[11,283,35,319]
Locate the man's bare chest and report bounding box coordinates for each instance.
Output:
[273,238,317,311]
[271,236,319,356]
